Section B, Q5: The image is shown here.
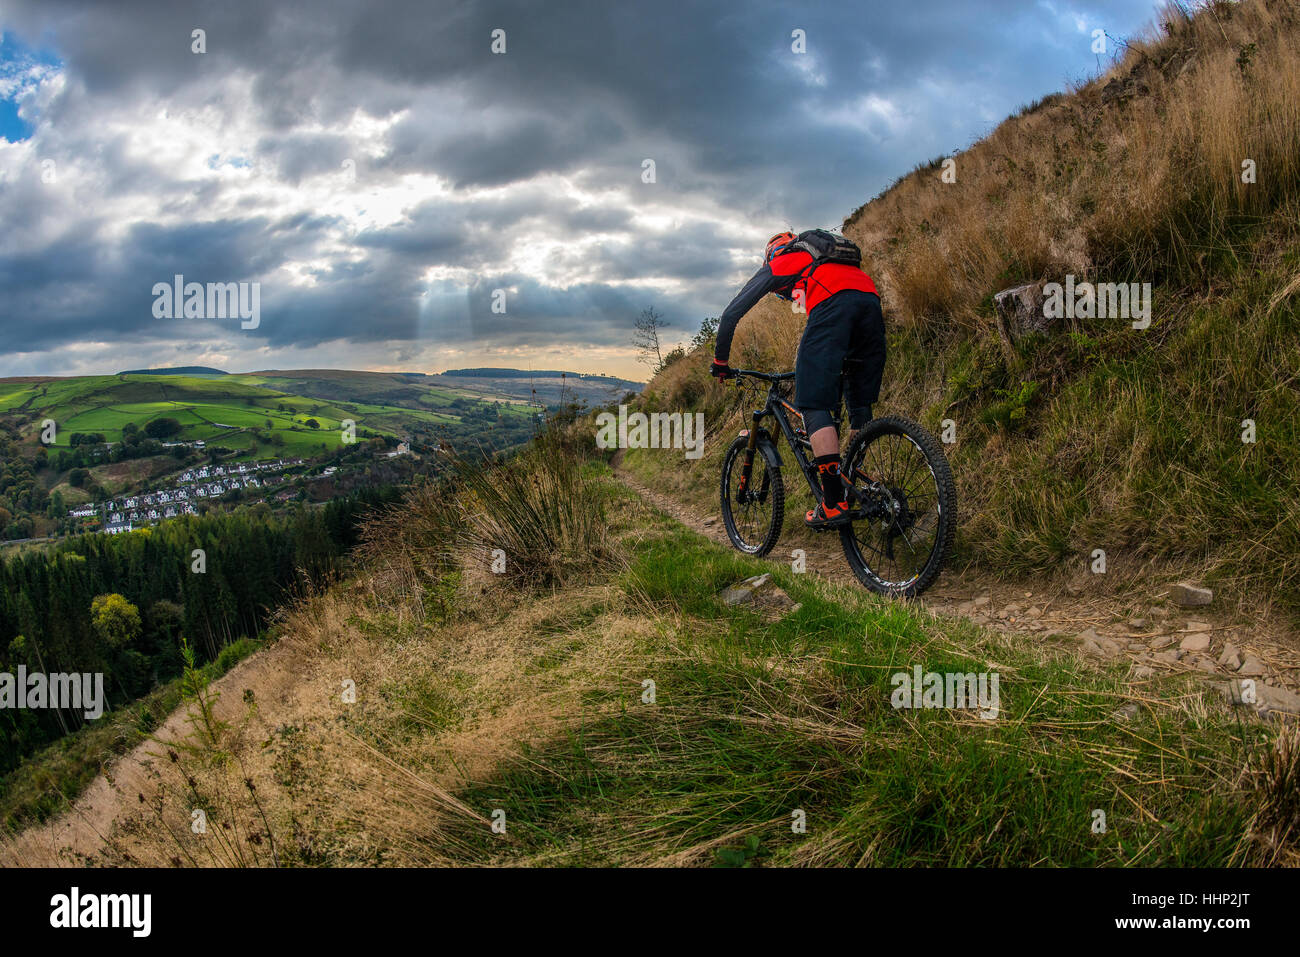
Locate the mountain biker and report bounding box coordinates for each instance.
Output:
[711,230,885,529]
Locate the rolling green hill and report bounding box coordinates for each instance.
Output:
[0,371,532,457]
[0,371,540,540]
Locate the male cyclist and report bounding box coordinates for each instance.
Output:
[711,230,885,529]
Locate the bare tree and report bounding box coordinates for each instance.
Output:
[632,306,668,369]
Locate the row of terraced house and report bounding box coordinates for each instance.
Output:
[69,457,306,534]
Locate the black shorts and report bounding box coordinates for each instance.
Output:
[794,289,886,420]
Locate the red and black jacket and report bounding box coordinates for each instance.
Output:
[714,247,877,361]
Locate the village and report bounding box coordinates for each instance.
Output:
[66,457,306,534]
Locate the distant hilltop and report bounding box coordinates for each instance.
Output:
[438,368,643,386]
[119,366,228,376]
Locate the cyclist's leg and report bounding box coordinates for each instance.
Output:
[844,291,886,430]
[796,295,854,515]
[795,295,853,450]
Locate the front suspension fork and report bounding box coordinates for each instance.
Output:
[738,410,763,495]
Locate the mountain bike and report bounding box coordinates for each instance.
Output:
[719,368,956,597]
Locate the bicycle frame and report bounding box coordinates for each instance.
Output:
[735,370,834,505]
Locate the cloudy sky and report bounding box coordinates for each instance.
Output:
[0,0,1161,381]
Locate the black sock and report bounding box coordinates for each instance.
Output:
[814,454,844,505]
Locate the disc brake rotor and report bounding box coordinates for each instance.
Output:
[881,485,916,559]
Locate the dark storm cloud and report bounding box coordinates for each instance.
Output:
[0,0,1164,373]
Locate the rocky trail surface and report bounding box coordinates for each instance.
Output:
[614,463,1300,720]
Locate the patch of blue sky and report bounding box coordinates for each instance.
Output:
[0,30,63,142]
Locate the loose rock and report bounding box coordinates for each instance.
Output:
[1079,628,1122,658]
[1257,683,1300,718]
[1170,582,1213,607]
[1238,657,1266,677]
[720,574,798,619]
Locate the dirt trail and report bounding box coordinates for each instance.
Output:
[613,463,1300,703]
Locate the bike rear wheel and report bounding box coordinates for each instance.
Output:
[720,434,784,556]
[839,416,956,597]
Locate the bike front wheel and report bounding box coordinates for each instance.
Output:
[839,416,956,597]
[720,434,784,556]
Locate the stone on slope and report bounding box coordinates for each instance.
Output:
[1217,643,1242,670]
[1169,582,1213,607]
[720,573,798,619]
[1257,683,1300,718]
[1216,679,1300,719]
[1078,628,1121,658]
[992,282,1052,343]
[1237,656,1266,676]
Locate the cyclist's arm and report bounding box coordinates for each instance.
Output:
[715,265,781,362]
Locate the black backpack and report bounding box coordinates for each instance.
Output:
[788,228,862,271]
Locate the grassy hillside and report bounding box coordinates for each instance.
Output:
[237,369,520,410]
[0,371,532,458]
[8,432,1293,867]
[634,0,1300,617]
[0,370,538,539]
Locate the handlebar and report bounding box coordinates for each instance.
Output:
[730,369,796,383]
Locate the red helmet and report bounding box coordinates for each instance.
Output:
[764,231,796,263]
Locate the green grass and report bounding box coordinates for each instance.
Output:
[394,520,1280,866]
[901,264,1300,602]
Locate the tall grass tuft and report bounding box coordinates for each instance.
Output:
[453,441,617,590]
[361,424,617,599]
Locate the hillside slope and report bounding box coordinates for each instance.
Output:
[635,0,1300,620]
[3,445,1295,867]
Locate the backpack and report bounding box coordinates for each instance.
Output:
[787,228,862,270]
[773,229,861,301]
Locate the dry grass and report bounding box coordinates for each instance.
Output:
[845,0,1300,329]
